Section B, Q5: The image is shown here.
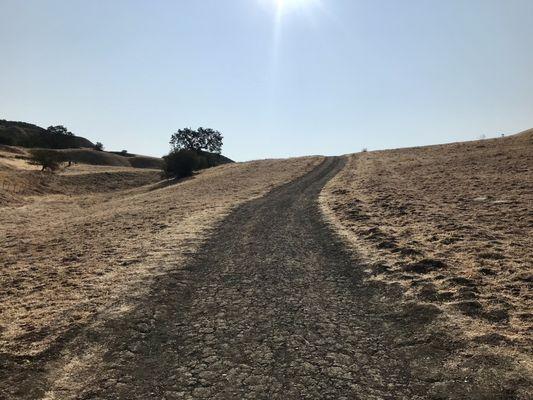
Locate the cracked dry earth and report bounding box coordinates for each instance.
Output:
[8,158,515,399]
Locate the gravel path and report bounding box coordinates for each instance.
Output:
[71,157,436,399]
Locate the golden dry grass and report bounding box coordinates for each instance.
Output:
[321,131,532,374]
[0,156,323,358]
[0,145,163,204]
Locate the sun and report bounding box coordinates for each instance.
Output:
[257,0,321,18]
[267,0,317,15]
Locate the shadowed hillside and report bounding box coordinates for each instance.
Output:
[0,120,94,149]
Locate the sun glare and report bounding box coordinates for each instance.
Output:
[262,0,322,89]
[260,0,317,15]
[273,0,314,14]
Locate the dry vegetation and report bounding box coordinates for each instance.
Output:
[2,129,531,396]
[0,148,160,205]
[0,154,323,359]
[321,130,532,387]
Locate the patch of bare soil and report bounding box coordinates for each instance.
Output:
[0,156,322,366]
[321,131,533,396]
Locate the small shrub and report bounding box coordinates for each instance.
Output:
[162,150,202,179]
[28,149,64,171]
[94,142,104,151]
[361,147,368,153]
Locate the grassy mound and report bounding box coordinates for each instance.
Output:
[56,149,164,169]
[0,120,94,149]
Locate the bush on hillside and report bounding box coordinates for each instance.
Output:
[162,150,207,179]
[94,142,104,151]
[28,149,65,172]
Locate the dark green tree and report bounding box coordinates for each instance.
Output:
[169,127,223,154]
[198,127,223,154]
[162,150,205,179]
[47,125,74,136]
[28,149,64,171]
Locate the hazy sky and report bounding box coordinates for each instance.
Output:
[1,0,532,161]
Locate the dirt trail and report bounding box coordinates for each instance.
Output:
[9,158,523,399]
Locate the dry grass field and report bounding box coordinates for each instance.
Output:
[321,130,532,389]
[0,154,322,360]
[2,132,531,397]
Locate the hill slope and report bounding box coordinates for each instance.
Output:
[0,120,232,170]
[0,120,94,149]
[0,142,165,167]
[0,156,322,356]
[0,145,163,205]
[1,130,530,398]
[321,130,532,395]
[52,148,164,169]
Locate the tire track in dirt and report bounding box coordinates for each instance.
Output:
[19,157,514,399]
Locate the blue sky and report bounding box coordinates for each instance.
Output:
[1,0,532,161]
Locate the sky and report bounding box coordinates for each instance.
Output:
[1,0,532,161]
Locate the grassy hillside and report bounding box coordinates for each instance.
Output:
[0,144,164,170]
[0,120,233,170]
[54,148,164,169]
[0,145,163,205]
[34,148,230,170]
[323,130,532,338]
[0,156,323,359]
[0,120,94,149]
[321,129,532,389]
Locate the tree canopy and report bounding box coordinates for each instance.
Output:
[169,127,223,154]
[47,125,74,136]
[28,149,64,171]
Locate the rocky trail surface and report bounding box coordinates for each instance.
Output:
[6,158,519,399]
